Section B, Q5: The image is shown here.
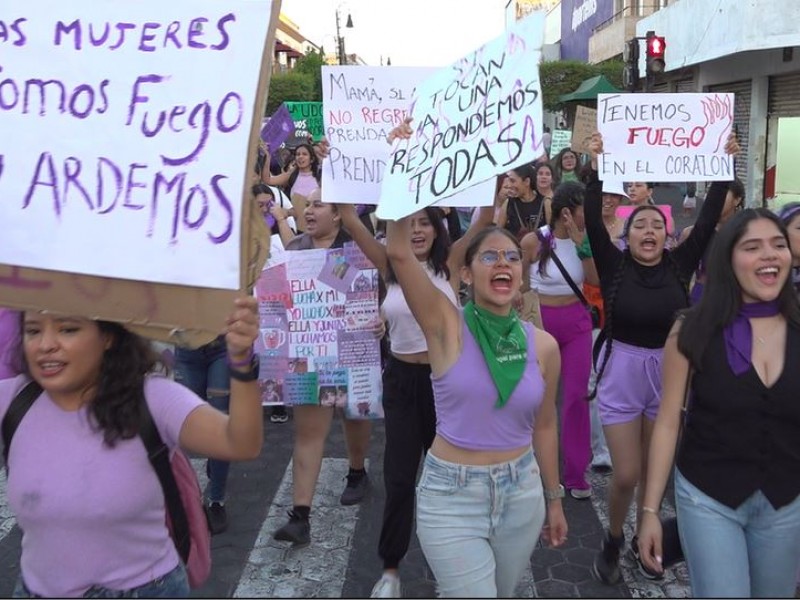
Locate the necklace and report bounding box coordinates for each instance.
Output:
[754,318,782,344]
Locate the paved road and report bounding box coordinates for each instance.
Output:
[0,409,692,598]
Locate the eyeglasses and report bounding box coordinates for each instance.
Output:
[477,248,522,265]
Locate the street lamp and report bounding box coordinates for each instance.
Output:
[335,8,353,65]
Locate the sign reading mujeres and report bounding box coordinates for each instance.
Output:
[377,12,545,220]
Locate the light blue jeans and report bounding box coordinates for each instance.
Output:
[415,448,546,598]
[676,469,800,598]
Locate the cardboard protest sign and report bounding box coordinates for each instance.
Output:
[376,12,545,220]
[597,93,735,182]
[549,130,572,157]
[285,101,324,142]
[571,106,597,155]
[261,103,295,154]
[255,244,384,419]
[0,0,279,346]
[321,65,494,209]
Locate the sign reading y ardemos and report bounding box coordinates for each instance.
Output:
[377,12,545,221]
[0,0,272,291]
[597,93,735,182]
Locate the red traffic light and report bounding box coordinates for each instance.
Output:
[647,35,666,58]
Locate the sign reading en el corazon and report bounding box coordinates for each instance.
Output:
[0,0,280,346]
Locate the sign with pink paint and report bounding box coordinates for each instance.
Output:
[376,12,545,220]
[0,0,273,290]
[253,243,383,419]
[597,93,735,183]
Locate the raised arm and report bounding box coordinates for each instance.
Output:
[338,203,389,277]
[386,216,461,373]
[584,134,622,279]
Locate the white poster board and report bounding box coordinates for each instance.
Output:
[321,66,494,210]
[597,93,735,182]
[0,0,272,290]
[376,12,545,220]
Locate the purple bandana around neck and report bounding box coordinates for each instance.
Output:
[723,300,781,376]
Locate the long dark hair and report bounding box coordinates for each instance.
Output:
[512,164,535,197]
[678,209,800,370]
[385,206,452,284]
[285,142,322,195]
[552,148,579,181]
[537,181,584,277]
[16,317,161,447]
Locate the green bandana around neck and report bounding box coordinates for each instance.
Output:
[463,300,528,408]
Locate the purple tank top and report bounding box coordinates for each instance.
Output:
[432,318,545,451]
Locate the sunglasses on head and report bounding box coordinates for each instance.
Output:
[477,248,522,265]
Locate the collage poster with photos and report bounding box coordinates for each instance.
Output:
[254,242,384,420]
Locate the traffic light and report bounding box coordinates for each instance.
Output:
[645,31,666,76]
[623,38,640,91]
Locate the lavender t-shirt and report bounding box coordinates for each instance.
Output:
[0,309,20,379]
[0,375,204,597]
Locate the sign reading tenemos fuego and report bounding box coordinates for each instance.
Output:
[0,0,274,291]
[0,0,279,346]
[376,12,545,221]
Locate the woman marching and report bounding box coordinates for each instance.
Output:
[638,208,800,597]
[261,142,322,232]
[584,132,739,584]
[2,297,262,598]
[520,182,598,499]
[496,164,547,240]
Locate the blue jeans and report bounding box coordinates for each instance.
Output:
[415,448,546,598]
[676,469,800,598]
[174,336,229,503]
[13,563,189,598]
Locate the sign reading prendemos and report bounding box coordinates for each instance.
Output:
[0,0,273,291]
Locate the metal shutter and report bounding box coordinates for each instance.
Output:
[708,80,751,184]
[676,78,695,92]
[768,72,800,116]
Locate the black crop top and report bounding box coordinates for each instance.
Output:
[676,329,800,510]
[584,170,727,348]
[504,195,545,238]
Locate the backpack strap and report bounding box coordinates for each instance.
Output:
[138,396,191,564]
[2,381,44,471]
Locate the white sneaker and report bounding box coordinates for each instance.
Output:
[570,487,593,500]
[370,573,401,598]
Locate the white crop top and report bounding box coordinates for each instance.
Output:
[530,236,584,296]
[382,264,458,354]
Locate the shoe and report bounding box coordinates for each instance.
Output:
[591,463,613,474]
[270,406,289,423]
[630,535,664,580]
[340,471,370,506]
[570,487,593,500]
[591,530,624,585]
[205,501,228,535]
[273,510,310,546]
[369,573,401,598]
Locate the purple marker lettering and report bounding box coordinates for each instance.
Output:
[139,22,160,52]
[182,185,209,230]
[126,74,165,126]
[163,21,182,49]
[54,20,81,49]
[88,22,110,47]
[152,171,186,237]
[109,22,136,51]
[24,79,67,116]
[96,79,110,114]
[63,156,94,210]
[210,13,235,50]
[23,152,61,217]
[216,92,243,133]
[208,174,232,244]
[0,75,19,110]
[11,18,28,47]
[68,83,95,118]
[124,163,147,209]
[187,18,208,49]
[96,157,123,214]
[168,105,187,132]
[161,101,210,167]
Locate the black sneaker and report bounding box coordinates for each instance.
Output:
[591,530,625,585]
[270,406,289,424]
[205,502,228,535]
[630,535,664,580]
[340,471,370,506]
[273,510,310,546]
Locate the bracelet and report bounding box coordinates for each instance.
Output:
[641,506,659,516]
[227,348,254,368]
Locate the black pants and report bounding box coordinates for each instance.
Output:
[378,356,437,570]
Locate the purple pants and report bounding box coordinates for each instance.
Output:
[540,302,592,491]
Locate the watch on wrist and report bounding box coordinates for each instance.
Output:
[229,354,260,382]
[544,484,565,502]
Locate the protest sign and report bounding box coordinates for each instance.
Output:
[571,106,597,155]
[260,103,295,154]
[285,101,324,141]
[322,65,494,209]
[0,0,279,345]
[550,130,572,157]
[255,244,383,419]
[597,93,735,182]
[376,12,546,220]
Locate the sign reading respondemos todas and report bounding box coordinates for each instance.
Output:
[377,12,545,220]
[0,0,273,291]
[321,65,494,208]
[597,93,735,182]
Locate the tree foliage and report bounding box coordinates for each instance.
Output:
[265,50,327,115]
[539,58,625,112]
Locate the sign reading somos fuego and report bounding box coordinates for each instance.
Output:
[0,0,272,290]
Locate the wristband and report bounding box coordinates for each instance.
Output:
[544,484,565,502]
[641,506,659,516]
[227,348,254,368]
